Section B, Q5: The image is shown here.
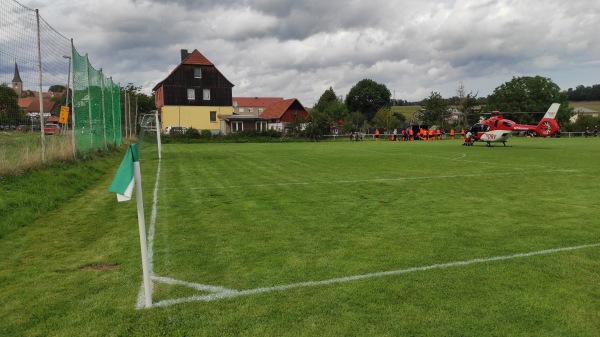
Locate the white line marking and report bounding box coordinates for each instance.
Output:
[152,275,234,293]
[136,159,162,309]
[151,242,600,308]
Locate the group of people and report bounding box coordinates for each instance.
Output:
[342,127,472,142]
[382,128,467,142]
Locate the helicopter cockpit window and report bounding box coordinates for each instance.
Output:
[470,124,489,133]
[502,121,512,127]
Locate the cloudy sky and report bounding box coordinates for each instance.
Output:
[20,0,600,106]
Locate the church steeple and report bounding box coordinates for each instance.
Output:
[12,62,22,96]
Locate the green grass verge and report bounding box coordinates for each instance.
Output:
[0,132,74,176]
[1,137,600,336]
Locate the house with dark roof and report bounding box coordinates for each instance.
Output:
[259,98,309,132]
[152,49,234,133]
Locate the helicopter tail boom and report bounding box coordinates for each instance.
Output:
[535,103,560,136]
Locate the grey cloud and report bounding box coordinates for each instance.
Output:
[19,0,600,105]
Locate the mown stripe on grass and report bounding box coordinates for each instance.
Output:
[164,169,577,191]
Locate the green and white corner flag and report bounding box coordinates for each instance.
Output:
[108,144,139,202]
[107,143,153,308]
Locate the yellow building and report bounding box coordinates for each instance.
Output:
[153,49,234,134]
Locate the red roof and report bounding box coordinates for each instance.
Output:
[182,49,214,66]
[18,97,56,113]
[18,97,37,110]
[260,98,307,119]
[232,97,283,107]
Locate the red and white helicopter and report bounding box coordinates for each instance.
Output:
[467,103,561,146]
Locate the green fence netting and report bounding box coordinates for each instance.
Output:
[72,44,122,157]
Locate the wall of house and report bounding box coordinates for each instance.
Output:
[161,106,230,131]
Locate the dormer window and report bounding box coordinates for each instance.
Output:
[194,67,202,79]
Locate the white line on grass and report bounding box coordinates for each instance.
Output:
[151,242,600,308]
[170,169,577,190]
[136,159,162,309]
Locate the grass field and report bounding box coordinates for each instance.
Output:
[1,137,600,336]
[570,101,600,112]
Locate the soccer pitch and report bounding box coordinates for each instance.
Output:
[139,137,600,334]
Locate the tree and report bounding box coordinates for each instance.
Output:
[421,92,450,126]
[0,84,24,126]
[392,111,406,126]
[48,85,66,93]
[324,100,348,124]
[345,79,391,122]
[303,109,330,140]
[373,107,393,131]
[457,82,479,126]
[313,87,339,112]
[373,107,403,131]
[342,111,365,134]
[566,84,600,101]
[313,87,348,125]
[486,76,572,126]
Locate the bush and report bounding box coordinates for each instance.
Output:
[200,129,213,139]
[185,127,200,139]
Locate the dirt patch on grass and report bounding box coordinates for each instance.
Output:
[81,263,120,271]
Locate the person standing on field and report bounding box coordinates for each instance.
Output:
[375,128,380,141]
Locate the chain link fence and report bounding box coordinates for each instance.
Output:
[1,0,122,173]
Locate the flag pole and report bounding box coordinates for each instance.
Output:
[133,147,152,308]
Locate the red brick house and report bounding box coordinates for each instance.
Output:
[232,97,283,116]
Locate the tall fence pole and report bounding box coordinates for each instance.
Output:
[70,40,76,158]
[100,69,107,149]
[36,9,46,162]
[111,78,116,143]
[85,54,93,149]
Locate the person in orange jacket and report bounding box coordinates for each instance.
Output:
[450,129,455,140]
[375,128,380,141]
[409,128,414,140]
[460,128,465,140]
[436,129,441,140]
[429,128,434,140]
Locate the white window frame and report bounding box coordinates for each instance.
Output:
[203,89,210,100]
[258,108,264,113]
[210,111,217,123]
[187,88,195,100]
[256,121,267,132]
[239,108,245,113]
[232,121,243,133]
[249,108,254,113]
[194,67,202,79]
